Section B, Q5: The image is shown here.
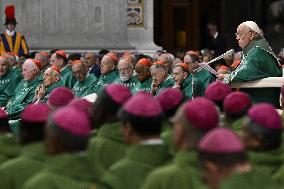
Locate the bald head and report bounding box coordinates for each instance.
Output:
[44,67,60,87]
[100,55,115,75]
[85,52,96,68]
[72,62,87,82]
[118,59,133,82]
[22,60,40,81]
[35,52,49,70]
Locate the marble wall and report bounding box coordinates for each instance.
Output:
[1,0,134,51]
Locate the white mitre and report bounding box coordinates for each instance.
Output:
[242,21,260,34]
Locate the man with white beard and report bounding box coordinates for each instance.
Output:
[114,59,138,91]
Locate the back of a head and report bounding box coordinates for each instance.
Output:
[198,127,247,170]
[48,86,75,109]
[68,98,92,119]
[181,97,219,131]
[245,103,282,151]
[20,104,50,145]
[156,88,184,119]
[46,107,91,155]
[223,92,252,120]
[205,81,232,111]
[92,84,132,128]
[119,93,163,137]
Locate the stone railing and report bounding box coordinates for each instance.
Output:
[230,77,284,88]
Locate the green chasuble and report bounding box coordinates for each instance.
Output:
[39,81,63,103]
[141,151,207,189]
[101,142,171,189]
[0,69,22,107]
[155,76,175,96]
[248,148,284,175]
[11,66,22,79]
[61,65,76,89]
[72,75,97,97]
[87,122,127,179]
[0,142,46,189]
[93,70,118,93]
[160,122,174,156]
[220,167,278,189]
[114,76,138,92]
[22,153,94,189]
[5,76,42,119]
[193,69,215,96]
[131,78,152,94]
[223,36,282,107]
[0,133,21,164]
[180,74,203,99]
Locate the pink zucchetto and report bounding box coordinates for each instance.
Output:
[21,104,50,123]
[248,103,282,129]
[156,88,184,112]
[223,92,252,115]
[48,87,75,108]
[184,97,219,130]
[105,84,132,105]
[124,93,162,117]
[205,81,232,102]
[53,107,91,137]
[198,128,244,153]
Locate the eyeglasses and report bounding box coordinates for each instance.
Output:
[235,30,253,38]
[118,67,132,72]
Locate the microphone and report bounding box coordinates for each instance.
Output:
[193,49,235,73]
[207,49,235,65]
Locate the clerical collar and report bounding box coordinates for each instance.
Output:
[140,138,163,145]
[214,32,218,39]
[6,29,15,36]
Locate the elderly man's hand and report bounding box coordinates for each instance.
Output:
[217,74,228,80]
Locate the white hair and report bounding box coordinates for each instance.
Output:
[23,59,40,72]
[242,21,260,34]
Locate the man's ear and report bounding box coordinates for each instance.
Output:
[183,72,188,79]
[204,160,219,173]
[122,122,134,144]
[250,133,262,149]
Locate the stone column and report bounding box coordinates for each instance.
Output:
[127,0,162,55]
[1,0,134,52]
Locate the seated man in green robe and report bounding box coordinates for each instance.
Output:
[87,84,132,178]
[50,50,76,89]
[0,104,50,189]
[184,53,215,95]
[0,109,21,164]
[132,58,152,94]
[22,107,94,189]
[114,59,138,91]
[101,93,171,189]
[172,62,203,99]
[0,56,22,107]
[4,52,22,78]
[5,59,42,120]
[34,66,63,103]
[71,60,97,97]
[219,21,282,107]
[141,97,218,189]
[198,128,277,189]
[93,54,118,93]
[34,51,50,79]
[150,61,174,96]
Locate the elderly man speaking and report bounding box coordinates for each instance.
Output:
[218,21,282,107]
